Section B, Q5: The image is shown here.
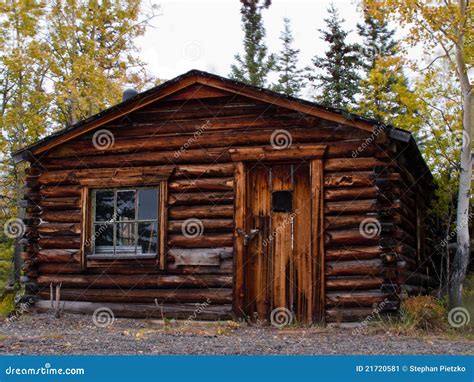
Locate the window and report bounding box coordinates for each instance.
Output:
[90,188,159,257]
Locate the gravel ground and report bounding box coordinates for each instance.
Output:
[0,312,472,355]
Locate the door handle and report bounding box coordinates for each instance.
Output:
[237,228,260,245]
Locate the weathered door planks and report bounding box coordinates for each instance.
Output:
[242,163,321,324]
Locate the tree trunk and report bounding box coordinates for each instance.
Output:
[449,24,472,309]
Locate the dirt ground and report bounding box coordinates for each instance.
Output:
[0,312,472,355]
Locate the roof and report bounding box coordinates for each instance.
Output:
[11,69,432,182]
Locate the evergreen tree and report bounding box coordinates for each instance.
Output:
[273,17,305,97]
[308,3,361,109]
[356,14,397,70]
[230,0,275,87]
[355,11,415,126]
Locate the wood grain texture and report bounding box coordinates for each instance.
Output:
[311,159,325,323]
[233,162,246,317]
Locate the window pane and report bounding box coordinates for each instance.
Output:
[138,189,158,220]
[116,222,136,254]
[138,222,158,254]
[95,190,114,221]
[94,223,114,253]
[117,190,135,221]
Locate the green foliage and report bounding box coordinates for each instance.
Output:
[356,13,396,70]
[230,0,275,87]
[47,0,157,126]
[356,56,423,129]
[412,64,463,219]
[308,3,361,109]
[354,11,419,130]
[272,18,305,97]
[363,0,472,310]
[0,291,15,317]
[0,0,50,214]
[0,239,13,292]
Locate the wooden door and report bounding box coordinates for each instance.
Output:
[243,163,316,324]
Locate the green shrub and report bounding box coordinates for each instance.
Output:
[0,241,13,292]
[0,292,15,317]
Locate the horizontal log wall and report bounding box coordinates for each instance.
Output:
[387,143,438,299]
[21,92,435,322]
[322,143,404,322]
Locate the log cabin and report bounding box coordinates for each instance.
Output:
[13,69,441,324]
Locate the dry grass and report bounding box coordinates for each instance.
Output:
[366,295,473,340]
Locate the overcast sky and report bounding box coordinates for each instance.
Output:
[136,0,394,96]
